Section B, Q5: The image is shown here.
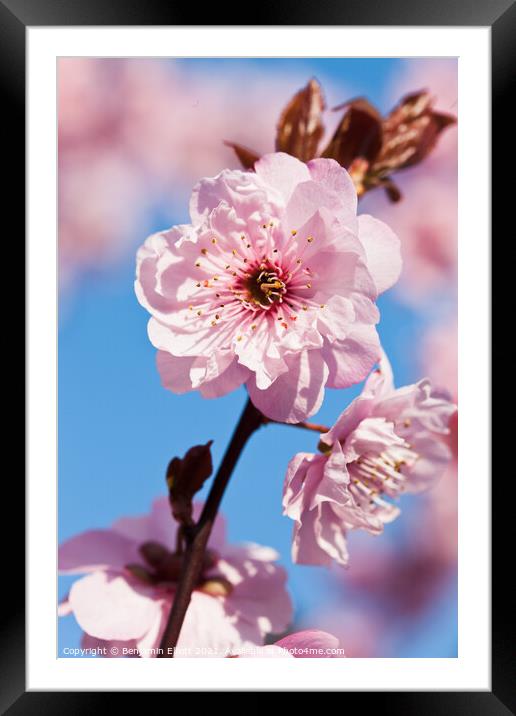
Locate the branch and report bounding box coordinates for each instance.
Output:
[158,398,263,656]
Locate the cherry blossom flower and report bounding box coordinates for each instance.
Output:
[136,152,401,422]
[283,353,456,566]
[59,500,292,658]
[233,629,343,658]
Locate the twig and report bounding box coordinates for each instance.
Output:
[264,418,330,434]
[158,398,263,656]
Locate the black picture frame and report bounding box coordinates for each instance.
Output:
[5,0,509,709]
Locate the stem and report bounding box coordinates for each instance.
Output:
[265,418,330,434]
[158,398,263,657]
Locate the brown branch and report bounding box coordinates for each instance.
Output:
[158,398,263,656]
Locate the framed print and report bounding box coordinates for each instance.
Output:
[4,0,510,708]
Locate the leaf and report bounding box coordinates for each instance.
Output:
[374,90,456,174]
[322,98,383,168]
[275,78,325,161]
[166,441,213,528]
[224,141,260,169]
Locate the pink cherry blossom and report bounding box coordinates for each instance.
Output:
[283,352,456,566]
[135,152,401,423]
[59,499,292,658]
[233,629,344,658]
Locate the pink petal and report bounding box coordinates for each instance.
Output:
[254,152,310,205]
[135,226,202,322]
[198,356,251,399]
[357,214,402,295]
[189,168,273,225]
[323,324,381,389]
[285,157,357,231]
[362,349,395,399]
[283,451,351,566]
[176,591,247,657]
[343,416,406,463]
[283,452,321,521]
[404,435,452,493]
[307,158,356,212]
[291,505,332,566]
[136,602,168,656]
[59,530,139,574]
[247,349,329,423]
[313,503,350,565]
[112,499,226,553]
[224,555,293,636]
[275,629,343,657]
[156,350,197,393]
[69,571,162,641]
[112,498,177,548]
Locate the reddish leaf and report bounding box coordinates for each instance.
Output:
[322,98,383,168]
[374,91,456,174]
[224,141,260,169]
[275,78,325,161]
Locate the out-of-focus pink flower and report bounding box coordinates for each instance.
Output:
[233,629,343,658]
[59,59,349,290]
[421,319,458,399]
[283,353,456,566]
[58,499,292,658]
[135,152,401,423]
[298,608,382,658]
[59,148,148,290]
[341,524,455,617]
[361,177,456,302]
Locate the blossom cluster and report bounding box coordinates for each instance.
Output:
[61,138,457,657]
[59,499,342,658]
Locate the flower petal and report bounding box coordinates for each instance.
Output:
[156,350,198,394]
[247,349,329,423]
[357,214,402,294]
[68,571,162,641]
[59,530,139,574]
[275,629,343,657]
[323,324,381,389]
[254,152,311,205]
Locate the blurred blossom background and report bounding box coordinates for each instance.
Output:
[58,57,458,657]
